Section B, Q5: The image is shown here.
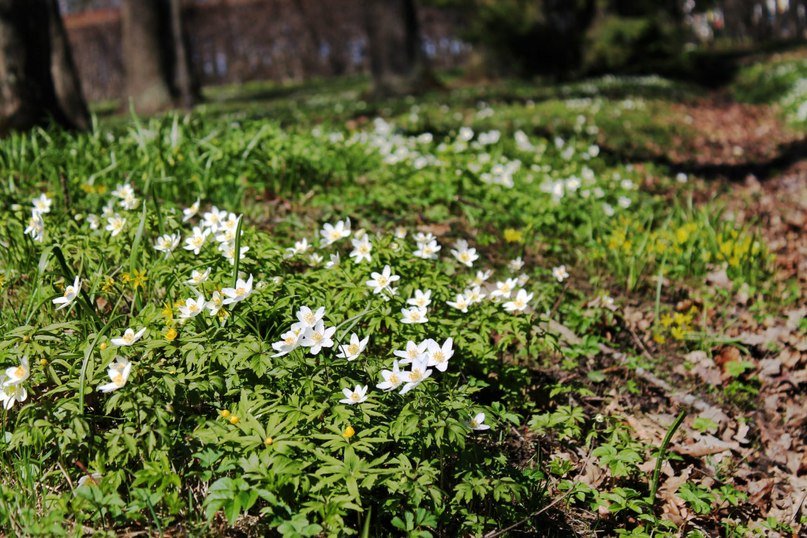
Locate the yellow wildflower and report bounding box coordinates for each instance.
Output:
[503,228,524,243]
[342,425,355,438]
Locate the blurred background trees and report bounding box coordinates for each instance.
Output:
[0,0,805,134]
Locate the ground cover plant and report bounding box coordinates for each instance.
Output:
[0,51,805,536]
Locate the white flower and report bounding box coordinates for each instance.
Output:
[291,306,325,332]
[87,214,100,230]
[470,412,490,431]
[53,276,81,310]
[24,211,45,242]
[3,356,30,386]
[286,238,311,257]
[413,240,441,260]
[472,270,492,286]
[465,286,486,303]
[618,196,632,209]
[339,384,368,405]
[119,192,139,211]
[154,233,181,255]
[517,273,530,286]
[105,215,127,237]
[111,183,134,200]
[337,333,369,361]
[184,226,210,255]
[76,472,102,489]
[221,274,253,305]
[206,291,225,317]
[447,293,470,313]
[98,357,132,393]
[350,236,373,264]
[0,377,27,410]
[552,265,569,283]
[394,340,428,365]
[425,338,454,372]
[178,294,206,320]
[110,327,147,347]
[407,289,432,308]
[218,242,249,265]
[508,257,525,272]
[32,193,52,214]
[602,203,615,216]
[271,328,304,357]
[202,206,228,232]
[400,306,428,324]
[183,199,200,222]
[394,226,407,239]
[490,278,517,299]
[451,239,479,267]
[325,253,341,269]
[400,357,432,394]
[413,232,436,245]
[503,289,533,313]
[377,360,405,391]
[186,268,211,286]
[320,218,351,246]
[366,265,399,294]
[300,321,336,355]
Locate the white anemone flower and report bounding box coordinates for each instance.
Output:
[271,328,304,357]
[336,333,369,361]
[320,218,351,246]
[32,193,53,214]
[490,278,518,300]
[178,294,206,320]
[451,239,479,267]
[366,265,399,294]
[154,233,181,256]
[377,360,404,391]
[350,236,372,264]
[110,327,147,347]
[394,340,428,365]
[470,412,490,431]
[552,265,569,283]
[300,321,336,355]
[503,289,533,313]
[98,357,132,393]
[425,338,454,372]
[400,357,432,395]
[339,384,368,405]
[183,198,200,222]
[105,215,127,237]
[292,306,326,332]
[186,268,211,286]
[447,293,470,313]
[3,356,30,386]
[221,275,253,305]
[0,377,27,410]
[406,289,432,308]
[400,306,428,324]
[206,291,225,317]
[183,226,210,255]
[53,276,81,310]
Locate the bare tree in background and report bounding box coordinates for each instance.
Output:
[0,0,89,136]
[121,0,198,114]
[364,0,438,97]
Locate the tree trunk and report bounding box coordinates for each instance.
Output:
[169,0,199,109]
[121,0,174,114]
[0,0,89,136]
[363,0,438,97]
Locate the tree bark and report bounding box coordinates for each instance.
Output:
[363,0,438,97]
[0,0,89,135]
[169,0,199,109]
[121,0,174,114]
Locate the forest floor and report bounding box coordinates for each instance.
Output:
[1,49,805,536]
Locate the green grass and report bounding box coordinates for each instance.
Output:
[0,67,800,536]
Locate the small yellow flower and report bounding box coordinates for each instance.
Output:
[99,342,108,351]
[102,277,115,293]
[165,327,178,342]
[80,183,94,193]
[229,415,240,425]
[95,185,107,195]
[342,425,355,438]
[161,303,174,322]
[130,269,148,290]
[219,410,230,419]
[503,228,524,243]
[670,326,687,340]
[120,273,131,284]
[39,358,48,367]
[652,333,666,344]
[264,437,274,446]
